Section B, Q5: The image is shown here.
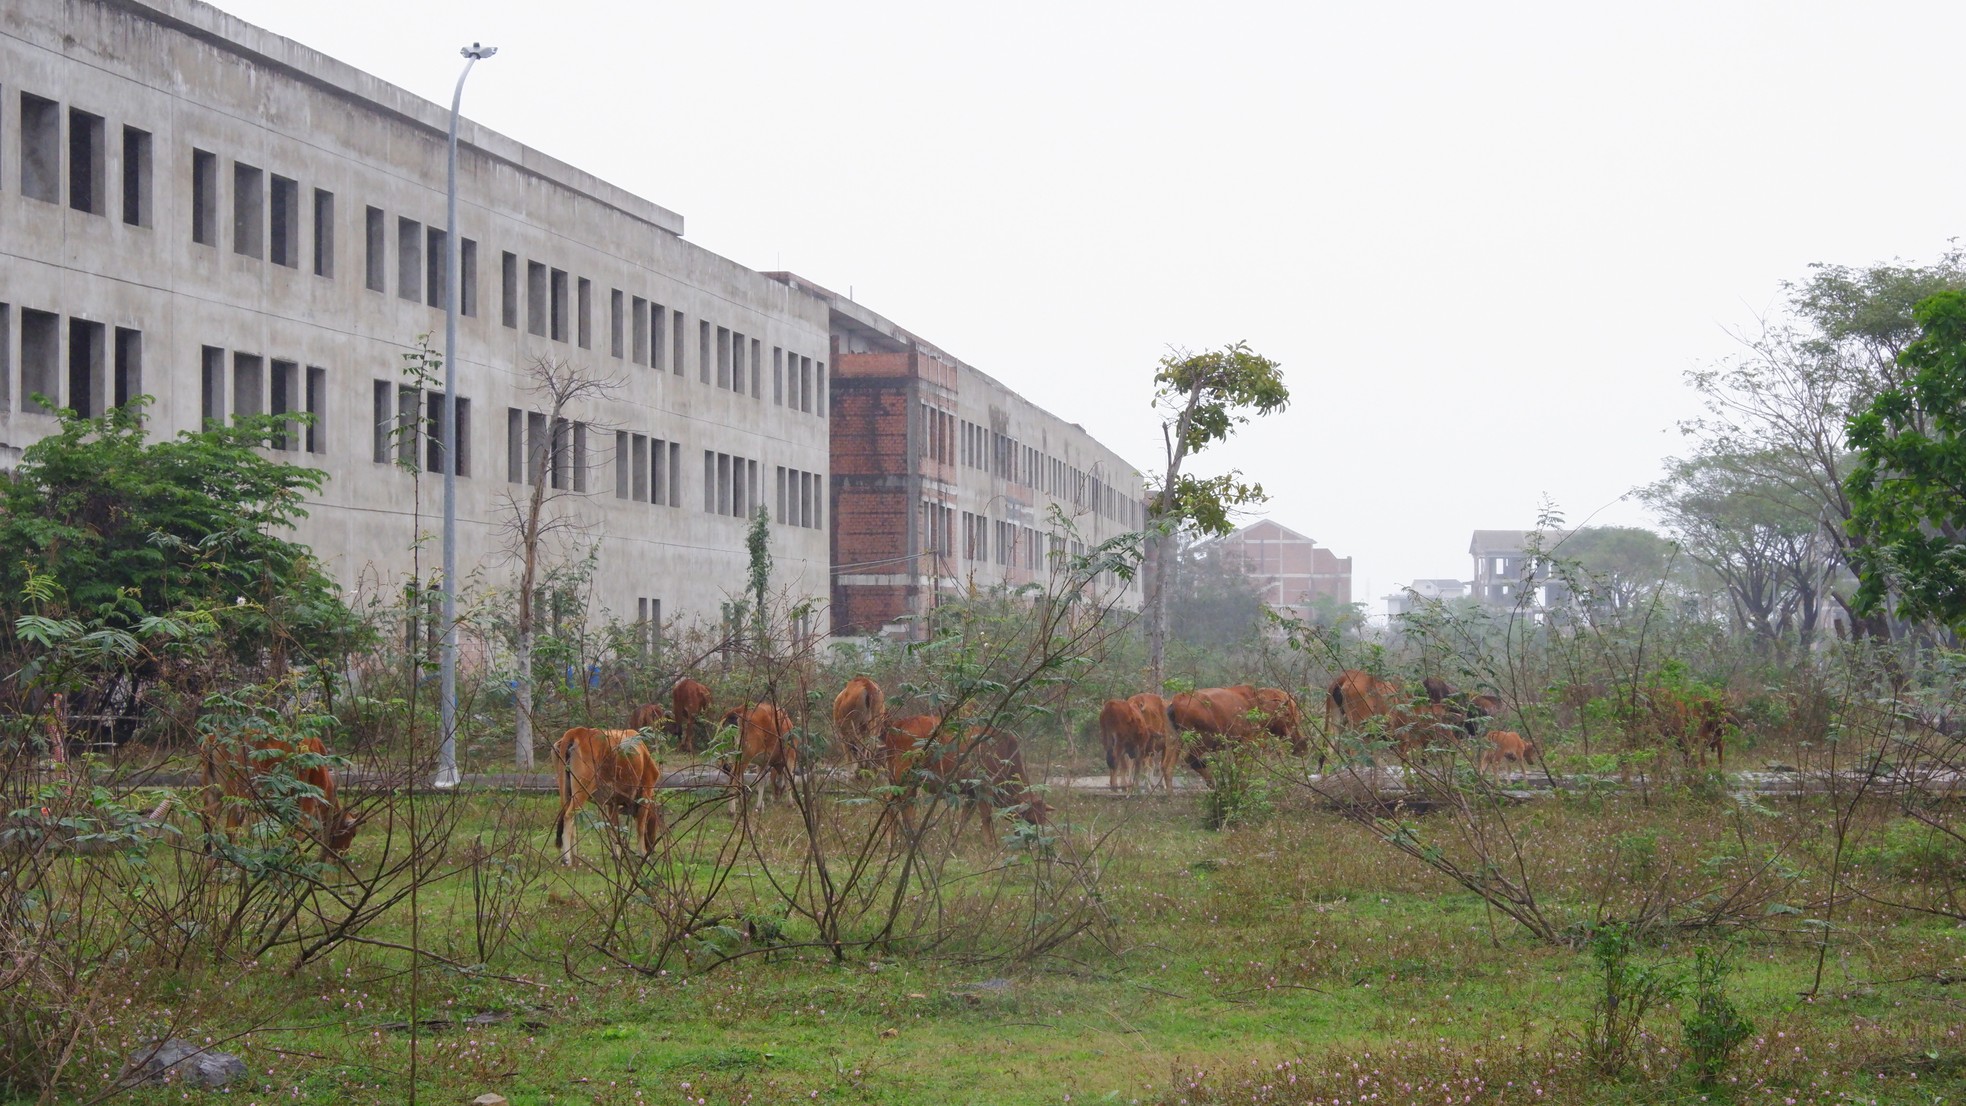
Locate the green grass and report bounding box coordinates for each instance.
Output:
[22,784,1966,1105]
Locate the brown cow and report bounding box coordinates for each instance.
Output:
[883,714,1049,841]
[1099,698,1155,792]
[1165,687,1262,785]
[719,702,799,812]
[1127,692,1180,793]
[670,676,713,753]
[201,731,358,856]
[1248,687,1308,756]
[831,675,886,765]
[552,727,665,865]
[1479,730,1539,780]
[1325,670,1397,732]
[629,702,667,732]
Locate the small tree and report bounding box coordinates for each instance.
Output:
[746,504,773,654]
[496,355,619,769]
[1143,342,1289,690]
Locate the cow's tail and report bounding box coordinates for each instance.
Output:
[554,736,574,849]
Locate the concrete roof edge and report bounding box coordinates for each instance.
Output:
[112,0,687,237]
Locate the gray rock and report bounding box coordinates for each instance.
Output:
[471,1095,510,1106]
[122,1038,247,1088]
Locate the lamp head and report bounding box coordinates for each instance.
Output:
[461,43,498,60]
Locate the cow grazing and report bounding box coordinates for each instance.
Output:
[552,726,665,865]
[1480,730,1539,780]
[1248,687,1308,756]
[200,731,358,856]
[629,702,667,732]
[1098,698,1155,792]
[1127,692,1180,792]
[1165,687,1262,785]
[670,676,714,753]
[831,676,886,764]
[883,714,1049,841]
[719,702,799,812]
[1325,670,1397,732]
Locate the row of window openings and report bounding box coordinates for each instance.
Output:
[612,432,684,508]
[196,347,326,454]
[921,402,1145,529]
[368,381,472,475]
[777,468,822,530]
[7,93,824,408]
[958,511,1051,570]
[12,90,152,227]
[0,306,142,418]
[221,178,828,400]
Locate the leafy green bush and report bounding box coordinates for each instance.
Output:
[1580,923,1682,1077]
[1200,742,1276,831]
[1681,944,1753,1087]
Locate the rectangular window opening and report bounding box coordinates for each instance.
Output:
[270,359,298,451]
[120,126,151,226]
[364,207,386,291]
[549,268,569,342]
[305,366,326,454]
[268,174,298,266]
[232,162,264,258]
[459,238,477,316]
[425,226,447,308]
[699,320,711,384]
[67,318,105,418]
[191,148,219,245]
[397,217,423,302]
[21,94,61,204]
[113,327,141,411]
[576,277,592,349]
[500,252,519,328]
[67,109,105,215]
[630,295,648,365]
[526,261,547,336]
[651,304,668,373]
[201,346,226,425]
[311,188,334,277]
[231,352,264,420]
[610,290,625,359]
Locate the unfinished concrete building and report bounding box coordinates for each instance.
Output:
[770,275,1146,639]
[0,0,833,636]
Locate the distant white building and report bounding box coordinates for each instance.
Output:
[1384,578,1468,619]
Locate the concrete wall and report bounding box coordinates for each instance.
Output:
[0,0,831,635]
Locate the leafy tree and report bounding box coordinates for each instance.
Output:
[1846,290,1966,632]
[1563,526,1676,616]
[1683,250,1966,639]
[0,402,347,732]
[1640,447,1837,653]
[1144,342,1289,689]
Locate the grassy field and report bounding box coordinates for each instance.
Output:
[27,772,1963,1106]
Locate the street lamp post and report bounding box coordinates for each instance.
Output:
[436,42,496,789]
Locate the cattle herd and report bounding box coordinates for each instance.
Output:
[198,666,1728,867]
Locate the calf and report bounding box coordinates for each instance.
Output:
[628,702,667,732]
[670,676,713,753]
[1479,730,1539,780]
[200,731,358,856]
[719,702,798,812]
[883,714,1049,842]
[1098,698,1153,792]
[552,726,665,865]
[831,675,886,765]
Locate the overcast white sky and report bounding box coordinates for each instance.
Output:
[208,0,1965,608]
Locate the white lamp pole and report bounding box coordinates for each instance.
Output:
[436,42,496,788]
